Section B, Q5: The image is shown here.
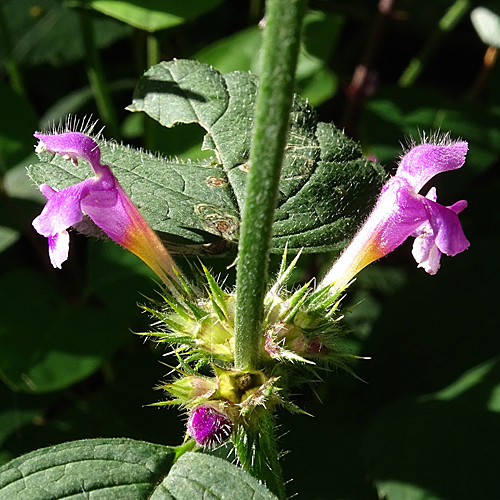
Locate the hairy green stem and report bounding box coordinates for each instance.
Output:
[399,0,471,87]
[79,10,120,139]
[234,0,306,371]
[233,413,286,500]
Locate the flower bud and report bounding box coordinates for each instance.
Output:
[187,404,233,448]
[161,375,217,404]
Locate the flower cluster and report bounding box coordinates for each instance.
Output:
[31,132,470,449]
[144,257,347,446]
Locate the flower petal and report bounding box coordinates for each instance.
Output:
[412,231,442,275]
[48,231,70,269]
[449,199,468,214]
[187,405,233,448]
[81,174,179,284]
[31,132,181,288]
[34,132,106,176]
[422,198,470,256]
[32,179,94,237]
[319,178,427,293]
[424,186,437,202]
[397,141,468,192]
[375,178,428,254]
[80,172,125,242]
[40,183,57,200]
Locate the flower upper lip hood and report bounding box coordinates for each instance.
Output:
[33,131,103,173]
[320,139,470,295]
[396,141,468,192]
[32,131,180,290]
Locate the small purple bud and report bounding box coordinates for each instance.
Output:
[187,404,233,448]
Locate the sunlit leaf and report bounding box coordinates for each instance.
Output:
[29,60,385,256]
[0,440,278,499]
[87,0,224,32]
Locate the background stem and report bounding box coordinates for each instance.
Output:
[398,0,471,87]
[79,9,120,139]
[0,2,26,97]
[234,0,306,371]
[144,34,161,153]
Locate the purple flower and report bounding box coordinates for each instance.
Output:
[187,404,233,448]
[321,139,470,294]
[32,132,179,287]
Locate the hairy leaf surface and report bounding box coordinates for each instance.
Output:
[0,439,278,499]
[29,60,386,256]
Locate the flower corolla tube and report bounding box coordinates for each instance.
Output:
[32,132,179,287]
[321,139,470,295]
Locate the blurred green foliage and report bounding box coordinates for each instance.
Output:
[1,0,499,498]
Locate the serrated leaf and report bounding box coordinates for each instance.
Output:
[29,60,385,256]
[0,439,278,500]
[0,438,176,499]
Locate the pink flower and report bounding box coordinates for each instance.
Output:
[32,132,179,287]
[321,139,470,295]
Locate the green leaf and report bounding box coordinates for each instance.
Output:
[87,0,224,32]
[0,268,128,393]
[0,439,278,499]
[29,60,385,256]
[164,452,279,499]
[0,0,131,66]
[0,438,176,499]
[128,60,385,254]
